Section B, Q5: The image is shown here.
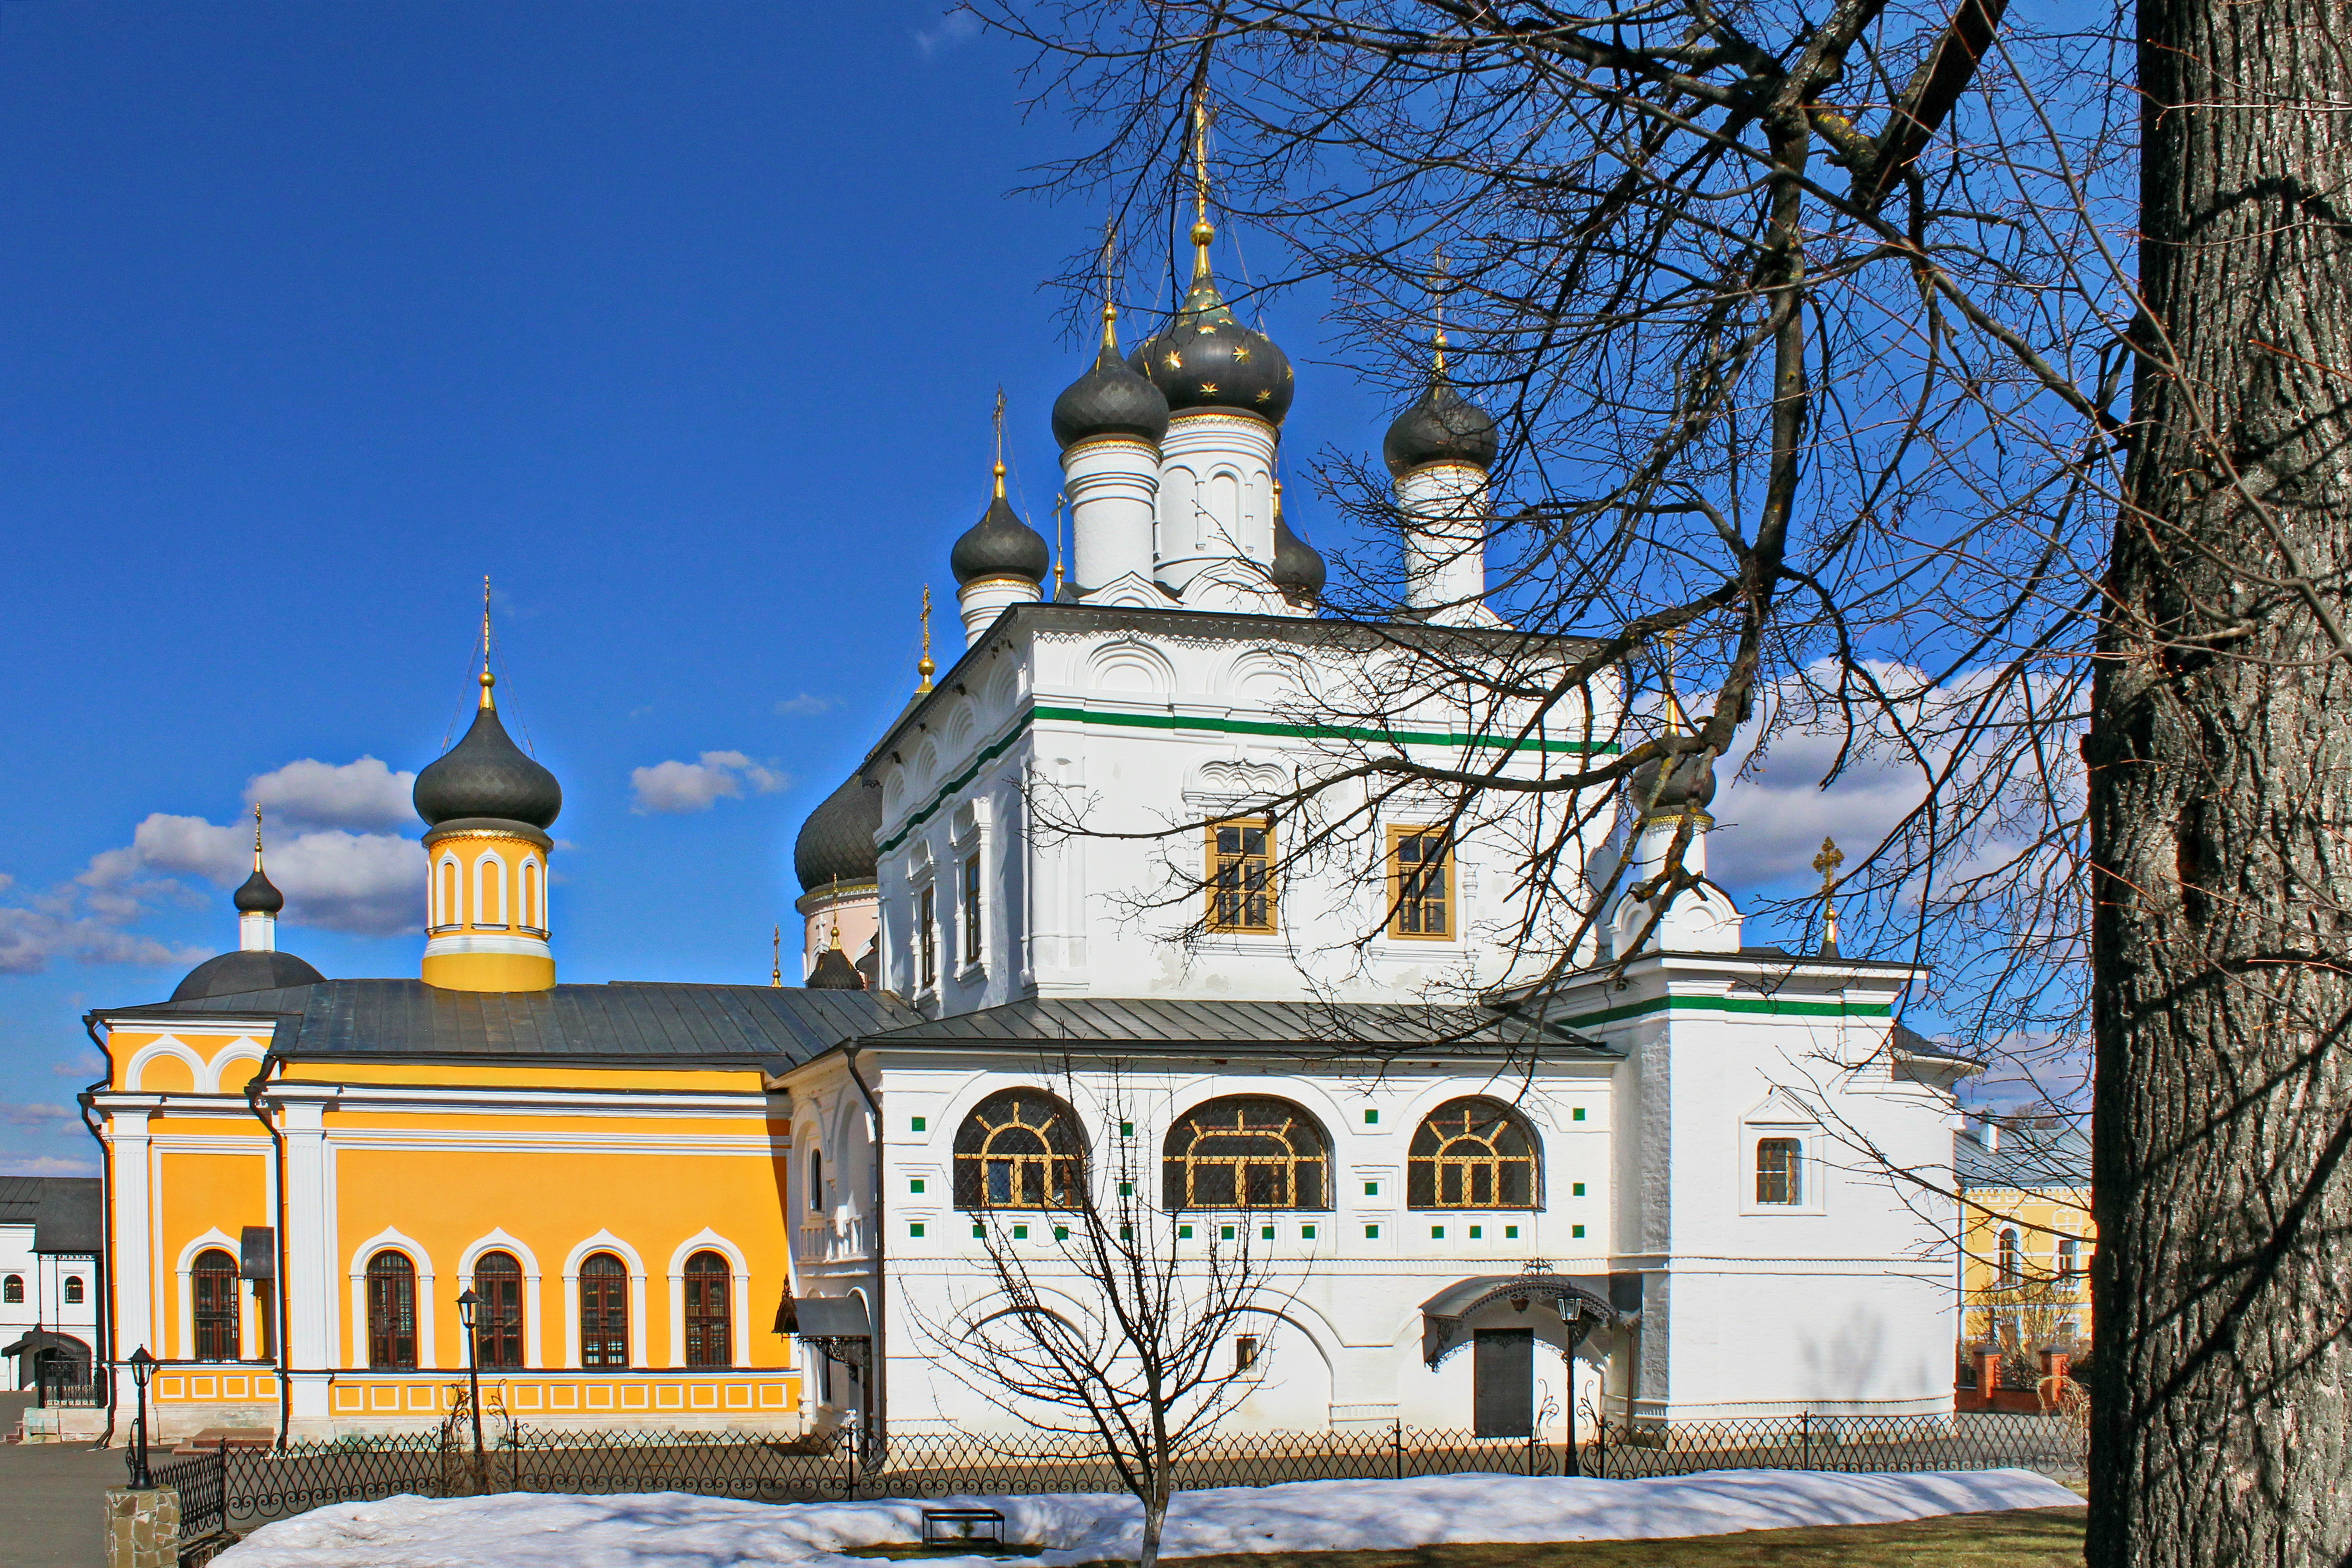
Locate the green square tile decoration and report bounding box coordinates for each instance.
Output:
[1572,1107,1586,1121]
[972,1224,985,1239]
[1573,1182,1587,1196]
[1301,1224,1317,1240]
[909,1222,926,1238]
[1178,1224,1195,1240]
[1220,1225,1236,1241]
[1054,1225,1070,1241]
[1363,1181,1379,1197]
[1364,1224,1381,1240]
[1430,1225,1445,1239]
[1469,1225,1483,1240]
[1119,1120,1134,1137]
[912,1116,927,1132]
[909,1177,926,1194]
[1364,1108,1379,1124]
[1505,1225,1519,1240]
[1013,1224,1029,1240]
[1572,1224,1586,1238]
[1260,1225,1274,1240]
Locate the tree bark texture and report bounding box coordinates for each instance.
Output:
[2089,0,2352,1562]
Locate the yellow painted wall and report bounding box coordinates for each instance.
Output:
[333,1142,795,1372]
[139,1055,197,1093]
[157,1149,270,1357]
[1960,1183,2095,1341]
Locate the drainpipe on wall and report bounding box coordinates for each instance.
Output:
[76,1014,118,1450]
[244,1050,292,1448]
[843,1046,886,1448]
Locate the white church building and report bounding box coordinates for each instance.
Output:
[777,206,1974,1440]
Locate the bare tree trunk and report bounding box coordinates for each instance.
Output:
[2088,0,2352,1560]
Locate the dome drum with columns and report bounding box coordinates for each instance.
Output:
[412,659,564,994]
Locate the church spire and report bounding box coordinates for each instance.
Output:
[235,804,284,953]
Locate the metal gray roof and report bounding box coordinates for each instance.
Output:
[859,998,1614,1058]
[102,979,921,1069]
[0,1177,103,1253]
[1956,1123,2089,1190]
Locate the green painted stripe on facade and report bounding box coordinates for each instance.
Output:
[877,703,1617,857]
[1562,994,1896,1029]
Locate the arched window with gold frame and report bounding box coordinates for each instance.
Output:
[1162,1096,1330,1210]
[1407,1097,1541,1209]
[953,1089,1087,1210]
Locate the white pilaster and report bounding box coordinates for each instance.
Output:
[1154,410,1277,600]
[1064,435,1160,593]
[1399,462,1504,626]
[278,1093,334,1372]
[106,1104,157,1358]
[238,911,276,952]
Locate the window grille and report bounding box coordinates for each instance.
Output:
[2,1275,21,1304]
[1388,828,1452,938]
[684,1251,731,1368]
[1407,1098,1539,1208]
[1754,1137,1804,1205]
[365,1251,417,1370]
[918,885,938,987]
[1206,819,1275,932]
[579,1253,630,1368]
[1998,1227,2022,1286]
[473,1251,524,1369]
[1162,1096,1329,1210]
[193,1249,240,1362]
[954,1089,1086,1210]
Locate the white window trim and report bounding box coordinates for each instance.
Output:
[435,853,464,930]
[457,1228,544,1369]
[665,1229,750,1369]
[519,855,545,933]
[474,849,509,930]
[173,1226,243,1362]
[1740,1126,1826,1216]
[347,1225,437,1369]
[561,1230,648,1370]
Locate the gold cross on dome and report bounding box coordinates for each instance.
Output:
[1812,837,1845,894]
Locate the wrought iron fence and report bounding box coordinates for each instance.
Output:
[208,1410,2085,1537]
[152,1442,230,1565]
[32,1364,105,1406]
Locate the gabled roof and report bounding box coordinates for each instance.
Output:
[99,980,920,1070]
[856,997,1614,1058]
[0,1176,102,1253]
[1956,1122,2090,1190]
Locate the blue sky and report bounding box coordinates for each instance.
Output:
[0,3,1970,1176]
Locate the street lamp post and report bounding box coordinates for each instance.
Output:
[456,1288,485,1484]
[125,1346,156,1489]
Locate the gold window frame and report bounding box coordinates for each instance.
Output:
[1206,818,1277,933]
[1387,826,1454,940]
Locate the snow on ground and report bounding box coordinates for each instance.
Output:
[216,1468,2082,1568]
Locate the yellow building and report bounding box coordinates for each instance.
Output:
[84,652,914,1441]
[1955,1118,2093,1357]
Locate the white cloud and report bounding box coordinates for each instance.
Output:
[0,1152,98,1176]
[72,810,426,937]
[915,5,981,54]
[0,905,205,975]
[630,752,789,814]
[1706,726,1926,890]
[245,756,416,833]
[774,694,832,718]
[0,1102,76,1128]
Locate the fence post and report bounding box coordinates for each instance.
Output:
[1392,1419,1403,1482]
[1801,1411,1812,1470]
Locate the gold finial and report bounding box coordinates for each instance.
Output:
[478,576,497,710]
[1099,220,1122,352]
[828,876,844,951]
[1431,248,1449,376]
[992,387,1007,499]
[252,804,265,872]
[1813,837,1847,951]
[1054,490,1067,588]
[771,925,783,988]
[917,585,935,692]
[1189,89,1215,280]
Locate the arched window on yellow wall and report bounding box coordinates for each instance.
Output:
[683,1251,731,1368]
[579,1253,630,1368]
[438,858,460,928]
[476,853,507,928]
[472,1251,524,1370]
[193,1248,240,1362]
[521,858,542,931]
[366,1251,417,1370]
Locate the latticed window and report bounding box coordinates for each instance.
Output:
[684,1250,731,1368]
[918,885,938,987]
[2,1275,21,1304]
[1408,1098,1539,1208]
[366,1251,417,1370]
[1755,1137,1804,1205]
[1388,828,1452,939]
[193,1249,240,1361]
[954,1089,1086,1210]
[961,853,983,966]
[63,1276,83,1304]
[1162,1096,1329,1210]
[473,1250,524,1370]
[1207,819,1275,932]
[579,1252,630,1367]
[1998,1228,2022,1285]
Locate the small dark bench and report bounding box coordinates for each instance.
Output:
[921,1507,1008,1547]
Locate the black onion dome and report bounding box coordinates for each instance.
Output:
[794,772,882,893]
[233,866,284,914]
[950,486,1050,586]
[1631,748,1718,818]
[1129,260,1294,424]
[1383,371,1499,476]
[412,692,564,829]
[806,945,867,990]
[169,949,326,1003]
[1052,329,1171,450]
[1271,511,1326,603]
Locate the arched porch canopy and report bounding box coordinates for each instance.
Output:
[1420,1271,1635,1367]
